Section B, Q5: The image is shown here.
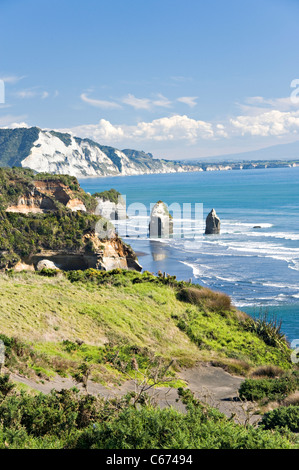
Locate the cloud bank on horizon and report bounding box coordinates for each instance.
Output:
[1,0,299,158]
[2,83,299,157]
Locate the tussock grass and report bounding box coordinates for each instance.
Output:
[282,391,299,407]
[251,365,286,379]
[178,286,232,312]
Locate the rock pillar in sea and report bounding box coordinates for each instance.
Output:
[205,208,221,234]
[149,201,173,238]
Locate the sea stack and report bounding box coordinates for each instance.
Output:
[149,201,173,238]
[205,208,221,234]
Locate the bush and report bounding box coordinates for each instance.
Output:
[37,268,60,277]
[239,376,298,402]
[92,189,122,204]
[0,389,102,437]
[0,383,295,449]
[260,406,299,432]
[0,374,15,397]
[75,404,293,449]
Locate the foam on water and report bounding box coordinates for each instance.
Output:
[80,167,299,340]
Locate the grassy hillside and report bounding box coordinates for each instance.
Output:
[0,268,297,449]
[0,269,292,386]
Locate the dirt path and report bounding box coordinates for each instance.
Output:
[10,364,260,425]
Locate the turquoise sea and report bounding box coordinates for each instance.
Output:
[80,167,299,342]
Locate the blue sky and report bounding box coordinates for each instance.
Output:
[1,0,299,159]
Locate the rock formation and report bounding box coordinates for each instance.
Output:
[149,201,173,238]
[6,180,87,214]
[205,209,221,234]
[0,169,141,272]
[95,196,126,222]
[28,235,142,272]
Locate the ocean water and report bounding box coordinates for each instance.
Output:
[79,167,299,342]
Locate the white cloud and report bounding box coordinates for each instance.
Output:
[68,114,217,145]
[15,90,36,99]
[6,121,30,129]
[131,115,213,142]
[177,96,198,108]
[121,94,152,110]
[152,94,172,108]
[69,119,124,142]
[230,109,299,136]
[0,75,26,84]
[80,93,122,109]
[121,93,172,110]
[237,95,299,116]
[0,114,29,128]
[15,88,49,100]
[215,124,228,137]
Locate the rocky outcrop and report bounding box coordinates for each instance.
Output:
[26,236,142,272]
[149,201,173,238]
[6,180,86,214]
[6,188,57,213]
[205,209,221,234]
[0,169,141,273]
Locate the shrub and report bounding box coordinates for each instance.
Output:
[239,376,298,402]
[0,389,102,437]
[260,406,299,433]
[37,268,60,277]
[0,374,15,397]
[75,403,293,449]
[92,189,122,204]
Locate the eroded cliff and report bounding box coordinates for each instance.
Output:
[0,168,141,272]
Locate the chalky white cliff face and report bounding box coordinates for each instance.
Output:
[19,128,195,178]
[21,131,119,177]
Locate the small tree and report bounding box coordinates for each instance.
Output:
[122,356,175,407]
[73,362,92,394]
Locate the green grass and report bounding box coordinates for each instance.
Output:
[0,269,294,384]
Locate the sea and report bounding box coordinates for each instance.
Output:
[79,166,299,343]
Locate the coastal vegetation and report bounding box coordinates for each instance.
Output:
[0,374,297,449]
[0,167,97,211]
[0,267,297,449]
[92,188,122,204]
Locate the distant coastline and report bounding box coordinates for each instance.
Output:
[78,159,299,178]
[189,159,299,171]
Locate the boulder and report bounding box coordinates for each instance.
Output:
[205,208,221,234]
[36,259,60,271]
